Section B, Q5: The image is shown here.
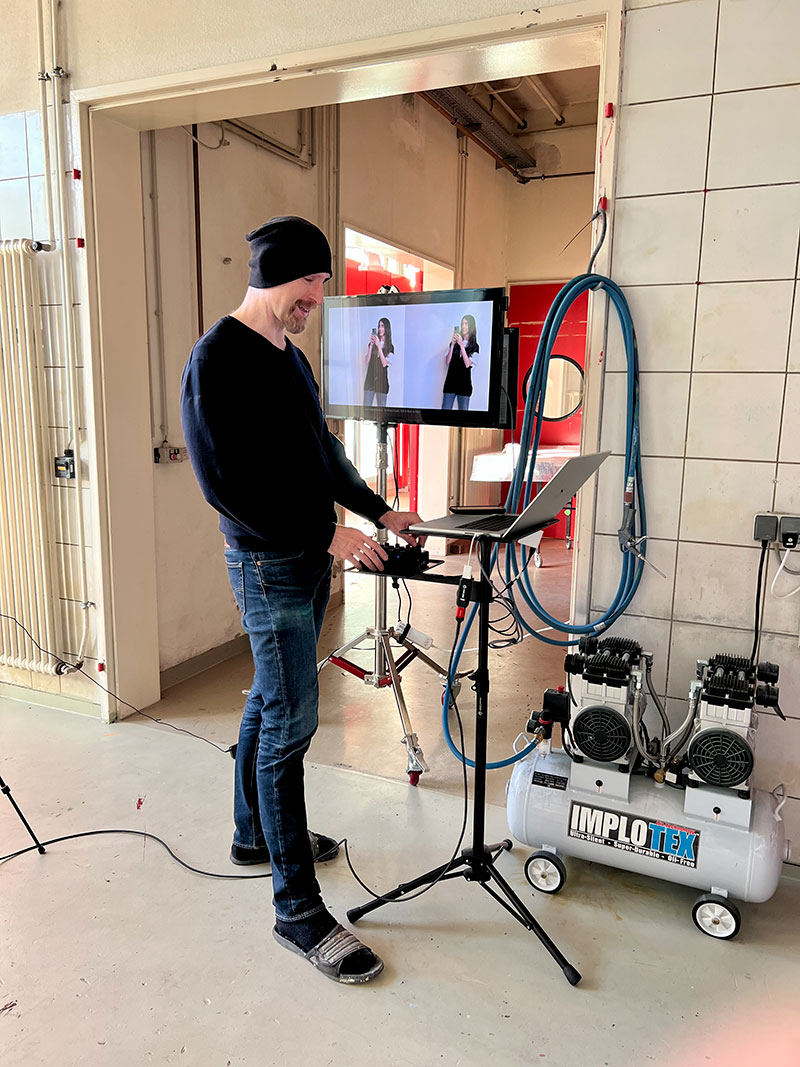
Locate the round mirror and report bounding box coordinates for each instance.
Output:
[521,355,584,421]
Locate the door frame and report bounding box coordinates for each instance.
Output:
[74,1,622,717]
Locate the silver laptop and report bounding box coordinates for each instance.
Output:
[408,451,610,542]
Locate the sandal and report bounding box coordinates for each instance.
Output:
[230,830,340,867]
[273,923,384,984]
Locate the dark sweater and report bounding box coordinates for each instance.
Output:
[180,316,389,552]
[442,337,479,396]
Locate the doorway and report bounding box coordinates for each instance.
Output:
[75,4,621,715]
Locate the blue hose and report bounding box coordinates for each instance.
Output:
[442,272,645,769]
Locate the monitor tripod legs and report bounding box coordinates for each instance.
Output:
[377,632,430,784]
[0,773,46,855]
[346,841,582,986]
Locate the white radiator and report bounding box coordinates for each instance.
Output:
[0,239,63,674]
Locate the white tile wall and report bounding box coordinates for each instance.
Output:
[761,551,800,637]
[25,110,45,176]
[789,289,800,373]
[778,376,800,463]
[49,484,94,549]
[686,373,784,461]
[715,0,800,93]
[616,97,711,197]
[760,633,800,720]
[595,454,683,541]
[708,86,800,189]
[599,613,672,694]
[0,177,33,239]
[679,459,775,546]
[601,371,689,456]
[29,175,49,241]
[612,193,704,285]
[44,366,90,430]
[0,112,28,179]
[754,712,800,797]
[673,542,762,628]
[694,282,794,372]
[591,533,677,620]
[621,0,718,104]
[605,285,696,372]
[700,185,800,282]
[667,619,752,698]
[773,464,800,514]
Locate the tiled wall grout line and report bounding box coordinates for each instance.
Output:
[625,79,800,107]
[617,180,800,200]
[772,230,800,513]
[663,0,722,700]
[661,0,725,695]
[623,278,798,288]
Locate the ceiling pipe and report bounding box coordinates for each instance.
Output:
[524,75,565,126]
[419,93,525,181]
[480,82,527,130]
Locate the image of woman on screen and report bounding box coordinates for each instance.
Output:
[363,317,393,408]
[442,314,478,411]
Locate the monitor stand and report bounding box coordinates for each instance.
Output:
[318,420,466,785]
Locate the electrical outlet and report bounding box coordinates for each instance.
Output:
[778,515,800,549]
[753,513,779,542]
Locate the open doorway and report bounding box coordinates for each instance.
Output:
[126,49,603,795]
[76,6,619,722]
[139,61,600,699]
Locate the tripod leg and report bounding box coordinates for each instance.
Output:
[347,855,468,924]
[484,862,581,986]
[379,633,429,777]
[0,775,46,854]
[318,629,371,672]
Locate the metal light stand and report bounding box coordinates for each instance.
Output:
[320,421,462,784]
[346,537,582,986]
[0,772,46,855]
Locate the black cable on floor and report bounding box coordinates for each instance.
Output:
[0,610,233,754]
[0,829,270,878]
[1,624,473,906]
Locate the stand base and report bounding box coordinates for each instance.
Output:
[320,625,456,782]
[346,840,581,986]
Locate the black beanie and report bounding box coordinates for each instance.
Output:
[245,216,332,288]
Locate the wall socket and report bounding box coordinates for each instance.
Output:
[753,512,800,548]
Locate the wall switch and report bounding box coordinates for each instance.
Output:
[753,513,779,542]
[154,445,189,464]
[778,515,800,549]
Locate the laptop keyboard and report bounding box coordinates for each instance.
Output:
[456,512,515,532]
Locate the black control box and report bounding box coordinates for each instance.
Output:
[358,544,431,577]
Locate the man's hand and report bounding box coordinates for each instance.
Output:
[328,525,389,571]
[379,510,426,547]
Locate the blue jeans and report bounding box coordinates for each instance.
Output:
[225,546,333,922]
[442,392,470,411]
[363,390,387,408]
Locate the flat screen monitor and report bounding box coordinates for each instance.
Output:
[322,287,516,429]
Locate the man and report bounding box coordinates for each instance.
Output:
[180,216,422,984]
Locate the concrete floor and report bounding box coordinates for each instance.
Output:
[3,545,800,1065]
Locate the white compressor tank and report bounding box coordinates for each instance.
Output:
[507,747,789,938]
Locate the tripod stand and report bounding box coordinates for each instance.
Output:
[1,772,46,855]
[320,420,460,784]
[346,536,581,986]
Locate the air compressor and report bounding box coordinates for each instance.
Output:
[506,637,790,939]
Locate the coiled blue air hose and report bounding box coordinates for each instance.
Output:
[442,271,646,769]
